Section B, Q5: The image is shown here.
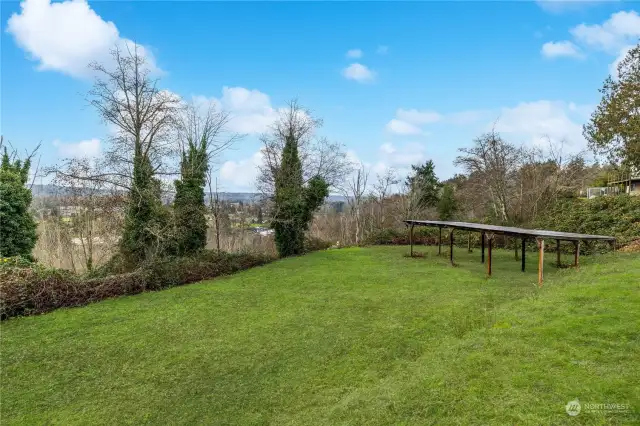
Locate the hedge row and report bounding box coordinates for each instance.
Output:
[533,195,640,247]
[0,250,274,319]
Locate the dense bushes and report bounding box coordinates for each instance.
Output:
[364,227,440,245]
[533,195,640,247]
[0,251,274,319]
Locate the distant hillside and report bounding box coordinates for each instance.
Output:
[30,185,346,204]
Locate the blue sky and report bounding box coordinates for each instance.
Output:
[2,0,639,191]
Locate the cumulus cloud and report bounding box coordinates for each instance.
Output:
[193,87,280,134]
[541,10,639,73]
[53,138,101,158]
[219,150,264,191]
[385,119,424,136]
[541,41,584,58]
[493,100,591,150]
[385,108,488,135]
[6,0,159,78]
[342,63,376,83]
[570,10,640,53]
[346,49,363,59]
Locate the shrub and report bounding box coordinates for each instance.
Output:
[0,250,274,319]
[304,236,332,253]
[533,195,640,251]
[363,227,441,246]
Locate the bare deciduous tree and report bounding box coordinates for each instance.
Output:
[257,100,351,197]
[343,163,369,245]
[454,128,522,224]
[371,168,399,229]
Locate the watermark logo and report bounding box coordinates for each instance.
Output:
[565,398,632,416]
[566,399,581,416]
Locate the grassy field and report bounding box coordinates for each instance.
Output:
[2,246,639,425]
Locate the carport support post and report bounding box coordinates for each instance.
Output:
[449,229,454,265]
[556,239,561,268]
[468,232,472,253]
[438,226,442,255]
[481,232,485,263]
[409,223,414,257]
[521,238,526,272]
[487,234,493,276]
[574,240,580,270]
[537,238,545,287]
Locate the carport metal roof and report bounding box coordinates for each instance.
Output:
[403,220,616,242]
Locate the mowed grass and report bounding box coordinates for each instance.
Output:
[2,246,639,425]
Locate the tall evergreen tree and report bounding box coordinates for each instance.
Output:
[273,134,328,257]
[173,136,208,255]
[406,160,441,210]
[437,184,458,220]
[0,144,38,258]
[119,147,167,264]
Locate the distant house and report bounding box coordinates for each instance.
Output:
[586,168,640,198]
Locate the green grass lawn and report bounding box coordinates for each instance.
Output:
[2,246,639,425]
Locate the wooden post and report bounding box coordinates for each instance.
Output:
[556,239,561,268]
[438,226,442,255]
[409,224,414,257]
[537,238,545,287]
[449,229,454,265]
[487,235,493,276]
[574,240,580,270]
[521,238,526,272]
[468,232,472,253]
[515,238,519,261]
[481,232,485,263]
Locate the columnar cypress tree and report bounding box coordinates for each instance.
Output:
[0,147,38,258]
[273,134,328,257]
[173,137,208,255]
[119,146,166,264]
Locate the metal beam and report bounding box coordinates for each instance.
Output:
[481,232,485,263]
[438,226,442,255]
[574,240,580,270]
[556,239,561,268]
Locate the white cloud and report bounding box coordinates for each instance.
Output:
[342,63,376,83]
[541,41,583,58]
[219,150,264,191]
[376,45,389,55]
[346,49,363,59]
[53,138,101,158]
[397,109,442,125]
[493,100,591,150]
[193,87,279,134]
[570,10,640,53]
[6,0,159,78]
[378,142,426,169]
[385,119,424,136]
[385,107,488,135]
[541,10,639,72]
